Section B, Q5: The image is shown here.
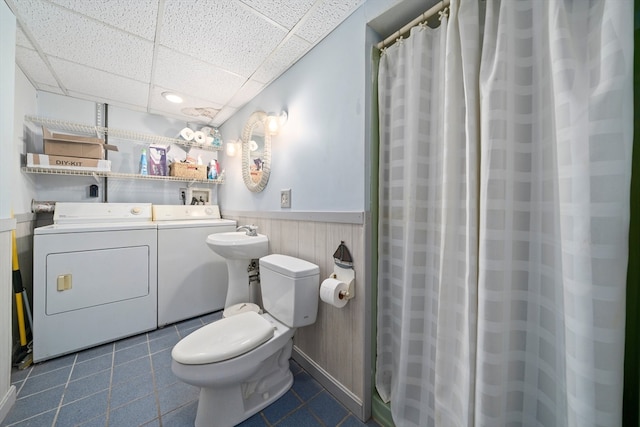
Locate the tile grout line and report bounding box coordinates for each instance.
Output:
[335,412,353,427]
[147,331,164,426]
[105,342,116,426]
[4,364,50,426]
[50,353,78,427]
[14,366,32,397]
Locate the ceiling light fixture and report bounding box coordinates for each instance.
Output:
[162,92,183,104]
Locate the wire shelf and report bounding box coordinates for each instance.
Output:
[22,167,223,184]
[25,116,224,152]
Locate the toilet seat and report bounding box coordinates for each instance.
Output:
[172,311,274,365]
[222,302,261,318]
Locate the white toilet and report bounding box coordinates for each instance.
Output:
[171,254,320,427]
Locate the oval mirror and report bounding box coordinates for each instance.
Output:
[241,111,271,192]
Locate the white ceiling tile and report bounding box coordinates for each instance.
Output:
[48,57,149,108]
[252,35,311,84]
[211,107,239,128]
[15,26,34,49]
[15,46,59,88]
[227,79,265,109]
[239,0,316,29]
[49,0,159,40]
[146,107,212,126]
[35,84,65,95]
[12,0,154,81]
[155,47,247,105]
[295,0,364,43]
[12,0,360,126]
[160,0,287,77]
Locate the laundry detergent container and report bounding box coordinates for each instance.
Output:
[259,254,319,327]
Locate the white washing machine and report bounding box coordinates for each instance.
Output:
[33,203,158,362]
[153,205,236,327]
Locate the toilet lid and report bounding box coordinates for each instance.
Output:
[172,311,274,365]
[222,302,261,318]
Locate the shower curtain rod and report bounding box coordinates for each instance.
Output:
[376,0,451,50]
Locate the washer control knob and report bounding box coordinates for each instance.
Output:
[131,207,142,215]
[205,207,213,215]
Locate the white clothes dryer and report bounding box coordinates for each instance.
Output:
[153,205,236,327]
[33,203,158,362]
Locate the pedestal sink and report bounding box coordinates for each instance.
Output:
[205,231,268,307]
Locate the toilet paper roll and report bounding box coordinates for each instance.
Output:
[193,131,206,144]
[180,127,194,141]
[320,278,349,308]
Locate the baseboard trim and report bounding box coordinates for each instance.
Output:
[0,385,16,424]
[372,389,395,427]
[292,346,366,421]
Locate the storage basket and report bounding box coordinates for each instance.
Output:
[169,162,207,180]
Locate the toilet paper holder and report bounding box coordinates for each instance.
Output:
[329,268,355,301]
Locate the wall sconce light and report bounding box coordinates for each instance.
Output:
[266,110,288,135]
[226,140,241,157]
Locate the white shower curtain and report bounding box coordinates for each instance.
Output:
[376,0,633,426]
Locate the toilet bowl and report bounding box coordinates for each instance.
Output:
[171,254,319,427]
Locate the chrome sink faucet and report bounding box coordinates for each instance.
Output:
[237,225,258,236]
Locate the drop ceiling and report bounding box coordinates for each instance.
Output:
[7,0,364,127]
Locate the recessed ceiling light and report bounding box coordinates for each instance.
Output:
[162,92,183,104]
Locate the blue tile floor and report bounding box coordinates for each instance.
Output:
[2,311,380,427]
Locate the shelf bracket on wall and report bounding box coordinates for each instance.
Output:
[96,103,108,202]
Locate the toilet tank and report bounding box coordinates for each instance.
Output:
[259,254,319,328]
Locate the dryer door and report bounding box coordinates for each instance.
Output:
[45,245,149,315]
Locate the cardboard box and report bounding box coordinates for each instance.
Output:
[27,153,111,172]
[169,162,207,180]
[148,144,167,176]
[42,126,118,159]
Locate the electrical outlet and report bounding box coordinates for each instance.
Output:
[280,189,291,208]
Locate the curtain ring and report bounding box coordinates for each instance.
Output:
[438,7,449,21]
